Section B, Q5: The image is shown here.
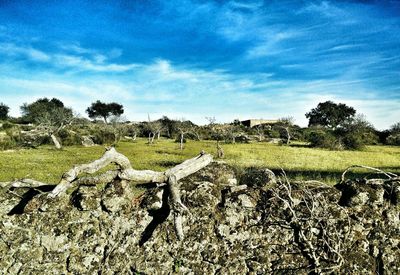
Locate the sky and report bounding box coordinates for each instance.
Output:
[0,0,399,129]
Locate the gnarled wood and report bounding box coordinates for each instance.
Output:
[49,147,133,197]
[8,147,213,240]
[341,165,398,183]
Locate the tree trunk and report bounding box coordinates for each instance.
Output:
[133,133,137,141]
[285,127,291,145]
[157,131,160,140]
[217,140,224,158]
[50,134,62,149]
[180,133,184,150]
[103,116,108,124]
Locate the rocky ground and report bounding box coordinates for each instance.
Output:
[0,162,399,274]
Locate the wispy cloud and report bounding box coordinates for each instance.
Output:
[0,0,399,128]
[0,42,137,72]
[0,42,50,62]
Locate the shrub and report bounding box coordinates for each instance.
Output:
[90,126,117,145]
[387,134,400,146]
[307,130,341,150]
[335,116,378,150]
[58,129,82,146]
[1,121,14,130]
[0,136,17,150]
[266,129,280,138]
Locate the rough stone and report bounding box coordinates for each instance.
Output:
[0,164,398,274]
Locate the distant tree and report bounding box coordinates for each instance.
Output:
[159,116,178,138]
[206,117,224,158]
[145,115,163,144]
[86,100,124,124]
[276,117,295,145]
[254,125,266,142]
[386,122,400,146]
[305,101,356,128]
[0,103,9,120]
[336,114,377,150]
[232,119,241,126]
[20,98,74,149]
[390,122,400,134]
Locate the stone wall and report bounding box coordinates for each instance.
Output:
[0,163,399,274]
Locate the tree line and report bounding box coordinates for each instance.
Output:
[0,98,399,151]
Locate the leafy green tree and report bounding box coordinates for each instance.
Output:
[390,122,400,134]
[0,103,9,120]
[86,100,124,124]
[336,114,377,150]
[305,101,356,128]
[159,116,178,138]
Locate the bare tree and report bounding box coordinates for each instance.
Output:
[176,119,193,150]
[20,98,75,149]
[146,115,163,144]
[255,125,265,142]
[124,123,139,141]
[225,124,242,144]
[206,117,224,158]
[277,116,294,145]
[35,108,75,149]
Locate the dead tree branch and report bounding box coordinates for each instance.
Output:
[8,147,213,240]
[341,165,398,183]
[270,175,348,273]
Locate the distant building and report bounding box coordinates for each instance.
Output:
[241,119,279,128]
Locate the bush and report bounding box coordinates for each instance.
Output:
[0,136,17,150]
[58,129,82,146]
[266,129,280,138]
[307,130,341,150]
[335,116,378,150]
[387,134,400,146]
[1,121,14,130]
[341,134,365,150]
[90,126,117,145]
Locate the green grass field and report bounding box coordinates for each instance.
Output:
[0,138,399,184]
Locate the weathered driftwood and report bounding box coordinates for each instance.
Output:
[341,165,398,183]
[9,147,213,240]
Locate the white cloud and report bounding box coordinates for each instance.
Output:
[300,1,358,25]
[53,54,138,72]
[0,43,51,62]
[0,45,398,129]
[0,42,136,72]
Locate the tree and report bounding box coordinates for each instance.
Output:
[0,103,9,120]
[390,122,400,134]
[225,124,242,144]
[20,98,74,149]
[159,116,178,138]
[276,117,294,145]
[176,119,197,150]
[145,115,163,144]
[86,100,124,124]
[336,114,377,150]
[206,117,224,158]
[305,101,356,128]
[386,122,400,146]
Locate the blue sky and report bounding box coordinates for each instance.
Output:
[0,0,399,129]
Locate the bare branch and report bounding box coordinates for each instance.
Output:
[341,165,398,183]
